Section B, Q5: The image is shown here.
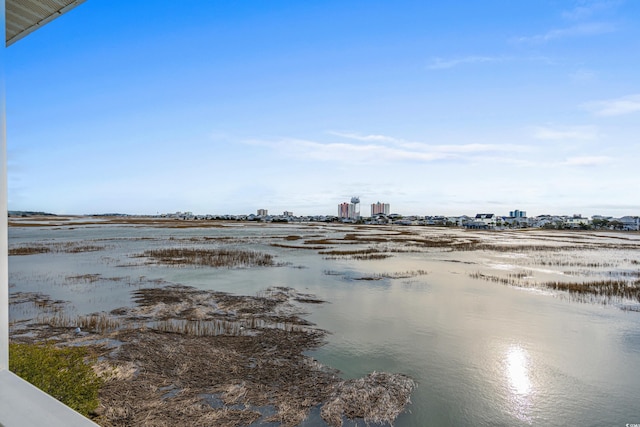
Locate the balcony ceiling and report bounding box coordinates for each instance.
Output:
[6,0,85,46]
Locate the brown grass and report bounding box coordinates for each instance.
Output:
[470,271,640,304]
[321,372,417,427]
[270,243,327,250]
[36,312,122,334]
[319,248,381,255]
[543,279,640,302]
[9,242,105,256]
[140,248,275,268]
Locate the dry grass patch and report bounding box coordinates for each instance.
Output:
[9,242,106,256]
[321,372,417,427]
[270,243,326,250]
[140,248,275,268]
[470,271,640,305]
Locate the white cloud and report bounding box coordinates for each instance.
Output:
[562,155,612,166]
[569,69,597,83]
[515,22,615,43]
[330,131,530,153]
[246,134,532,165]
[246,138,448,163]
[533,125,599,140]
[326,131,400,143]
[583,94,640,116]
[426,55,552,71]
[427,56,503,70]
[561,1,621,21]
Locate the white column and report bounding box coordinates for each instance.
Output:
[0,0,8,371]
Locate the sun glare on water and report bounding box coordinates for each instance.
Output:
[504,344,534,423]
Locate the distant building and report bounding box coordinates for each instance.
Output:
[618,216,639,231]
[257,209,268,216]
[338,203,349,219]
[465,213,496,229]
[509,209,526,218]
[283,211,293,217]
[371,202,390,216]
[564,215,590,228]
[338,197,360,220]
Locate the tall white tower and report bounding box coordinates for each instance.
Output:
[350,197,360,219]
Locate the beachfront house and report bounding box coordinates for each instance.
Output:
[465,214,497,229]
[563,215,591,229]
[619,216,640,231]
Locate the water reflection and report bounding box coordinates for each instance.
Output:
[505,345,533,423]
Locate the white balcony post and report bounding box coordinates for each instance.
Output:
[0,0,8,372]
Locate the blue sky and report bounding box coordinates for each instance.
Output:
[6,0,640,216]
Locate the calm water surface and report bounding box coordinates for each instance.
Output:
[9,223,640,426]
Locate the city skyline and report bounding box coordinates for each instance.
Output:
[6,1,640,217]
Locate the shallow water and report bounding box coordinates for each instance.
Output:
[9,223,640,426]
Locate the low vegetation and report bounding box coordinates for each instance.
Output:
[141,248,275,268]
[321,372,417,426]
[9,242,105,256]
[9,342,103,417]
[470,272,640,304]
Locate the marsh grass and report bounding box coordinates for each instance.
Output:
[356,271,426,280]
[373,270,428,279]
[351,253,392,260]
[319,248,381,255]
[140,248,275,268]
[324,253,393,261]
[543,279,640,302]
[536,259,617,267]
[37,312,122,334]
[270,243,326,250]
[323,270,344,276]
[9,245,51,255]
[66,274,102,283]
[151,317,311,336]
[320,248,393,260]
[470,271,640,304]
[320,372,417,427]
[9,242,105,256]
[304,238,360,245]
[42,274,130,288]
[10,292,66,312]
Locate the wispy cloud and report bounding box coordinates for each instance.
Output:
[330,131,530,154]
[246,132,532,165]
[562,155,612,166]
[561,0,621,21]
[583,94,640,116]
[514,22,615,44]
[533,125,599,140]
[326,131,400,143]
[426,56,504,70]
[569,69,597,83]
[426,55,552,70]
[245,138,448,163]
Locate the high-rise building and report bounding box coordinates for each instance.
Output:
[257,209,268,216]
[371,202,390,216]
[338,203,350,219]
[509,209,526,218]
[338,197,360,220]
